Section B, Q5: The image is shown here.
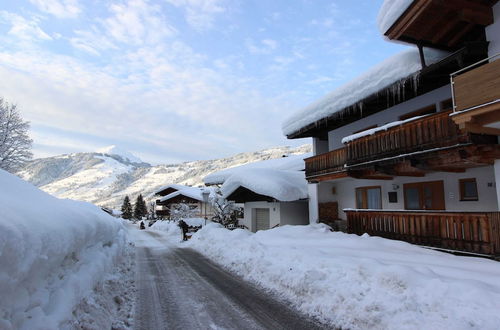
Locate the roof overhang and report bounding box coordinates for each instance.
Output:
[225,186,277,203]
[385,0,497,50]
[286,43,488,139]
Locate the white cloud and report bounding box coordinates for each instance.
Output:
[165,0,225,31]
[29,0,81,18]
[103,0,176,45]
[246,38,278,54]
[0,11,52,41]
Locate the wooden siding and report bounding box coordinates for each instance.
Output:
[346,210,500,256]
[305,147,346,179]
[346,111,467,165]
[453,58,500,112]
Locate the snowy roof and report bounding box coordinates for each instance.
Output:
[341,114,429,144]
[281,48,448,137]
[221,169,308,202]
[96,145,143,164]
[204,153,310,186]
[377,0,414,34]
[152,183,192,196]
[159,186,214,203]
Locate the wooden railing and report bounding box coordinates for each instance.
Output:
[452,57,500,112]
[305,147,346,178]
[346,210,500,256]
[345,111,470,165]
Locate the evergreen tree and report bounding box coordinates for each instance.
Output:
[134,194,147,220]
[121,195,133,220]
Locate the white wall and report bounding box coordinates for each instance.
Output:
[313,137,329,155]
[319,166,498,220]
[279,201,309,226]
[307,183,319,224]
[486,2,500,57]
[327,86,451,150]
[242,201,280,232]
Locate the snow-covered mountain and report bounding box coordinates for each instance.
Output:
[19,145,311,209]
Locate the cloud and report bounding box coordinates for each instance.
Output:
[165,0,225,31]
[103,0,176,45]
[246,38,278,54]
[29,0,81,18]
[0,11,52,41]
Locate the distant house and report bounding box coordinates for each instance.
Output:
[152,184,214,219]
[205,155,310,232]
[282,0,500,256]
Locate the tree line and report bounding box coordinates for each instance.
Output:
[121,194,149,220]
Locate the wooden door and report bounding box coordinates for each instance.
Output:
[404,181,445,210]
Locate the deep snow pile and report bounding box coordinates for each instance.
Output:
[281,48,448,136]
[0,170,129,329]
[377,0,414,34]
[220,169,308,201]
[188,223,500,330]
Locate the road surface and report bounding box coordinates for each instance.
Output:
[133,230,329,330]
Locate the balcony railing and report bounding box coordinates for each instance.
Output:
[305,147,346,179]
[451,53,500,113]
[346,210,500,256]
[345,111,471,165]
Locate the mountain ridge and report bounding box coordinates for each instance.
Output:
[19,145,311,209]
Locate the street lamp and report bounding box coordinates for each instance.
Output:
[201,188,210,226]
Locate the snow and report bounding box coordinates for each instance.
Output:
[0,169,128,329]
[96,145,143,164]
[158,186,214,203]
[151,183,192,196]
[188,223,500,330]
[220,168,308,202]
[341,114,428,143]
[377,0,414,34]
[203,153,310,185]
[282,48,448,136]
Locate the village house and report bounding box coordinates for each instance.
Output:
[152,184,214,219]
[204,154,310,232]
[283,0,500,256]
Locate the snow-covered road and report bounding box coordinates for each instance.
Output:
[132,229,328,330]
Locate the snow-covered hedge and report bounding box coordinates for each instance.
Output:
[189,223,500,330]
[0,170,127,329]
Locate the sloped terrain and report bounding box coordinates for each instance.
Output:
[19,145,310,209]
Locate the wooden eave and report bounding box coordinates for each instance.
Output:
[225,187,276,203]
[287,43,488,140]
[384,0,497,50]
[158,194,200,204]
[452,102,500,135]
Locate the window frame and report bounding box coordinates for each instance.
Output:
[459,178,479,201]
[355,186,382,209]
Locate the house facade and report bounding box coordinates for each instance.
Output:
[153,184,214,219]
[283,0,500,256]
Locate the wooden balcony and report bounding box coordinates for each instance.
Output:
[305,147,346,180]
[346,210,500,256]
[451,57,500,135]
[346,111,469,166]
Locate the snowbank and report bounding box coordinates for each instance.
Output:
[281,48,448,136]
[220,168,308,201]
[189,223,500,330]
[0,170,128,329]
[203,153,310,185]
[377,0,414,34]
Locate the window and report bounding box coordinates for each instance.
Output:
[399,104,436,120]
[403,181,445,210]
[459,178,478,201]
[356,186,382,209]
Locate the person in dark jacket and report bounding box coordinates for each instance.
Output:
[140,221,145,230]
[178,220,189,241]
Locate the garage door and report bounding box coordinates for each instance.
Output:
[255,208,270,231]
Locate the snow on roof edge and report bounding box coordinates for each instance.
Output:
[281,48,448,137]
[377,0,415,35]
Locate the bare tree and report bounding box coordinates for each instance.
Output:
[0,99,33,172]
[210,189,241,226]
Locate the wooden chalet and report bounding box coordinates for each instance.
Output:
[284,0,500,257]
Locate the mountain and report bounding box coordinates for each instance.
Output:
[19,145,311,209]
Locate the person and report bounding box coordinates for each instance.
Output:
[140,221,145,230]
[178,220,189,241]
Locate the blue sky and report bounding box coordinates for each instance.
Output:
[0,0,408,164]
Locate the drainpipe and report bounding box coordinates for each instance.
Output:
[418,44,427,69]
